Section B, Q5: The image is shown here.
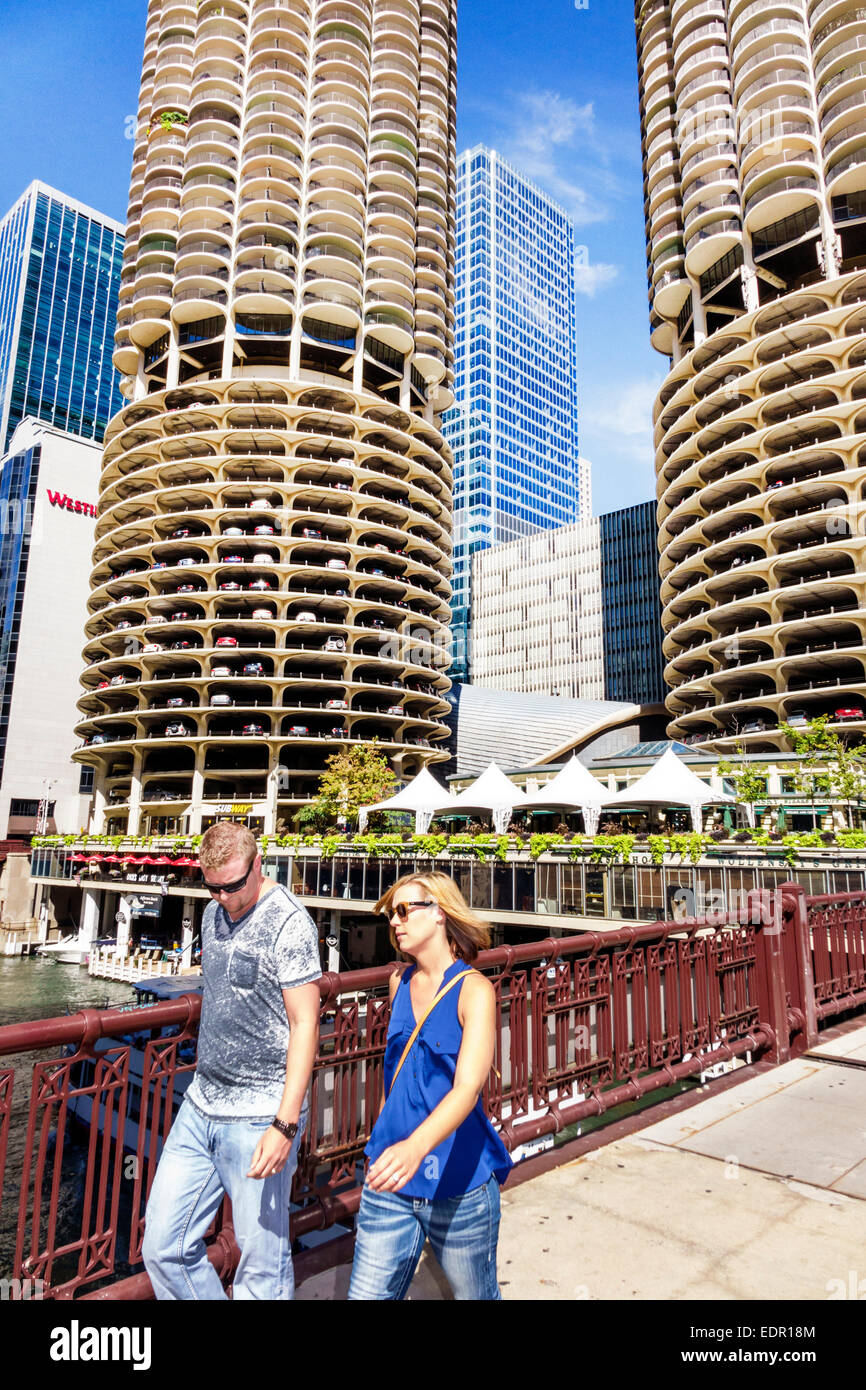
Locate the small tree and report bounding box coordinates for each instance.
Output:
[781,716,866,829]
[827,745,866,829]
[301,740,397,830]
[778,715,859,829]
[716,743,768,828]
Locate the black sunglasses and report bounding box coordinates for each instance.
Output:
[202,858,256,895]
[389,900,434,921]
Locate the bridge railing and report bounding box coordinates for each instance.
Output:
[0,881,863,1300]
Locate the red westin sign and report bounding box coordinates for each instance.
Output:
[47,491,97,518]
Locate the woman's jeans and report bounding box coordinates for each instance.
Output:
[142,1097,304,1300]
[348,1175,503,1301]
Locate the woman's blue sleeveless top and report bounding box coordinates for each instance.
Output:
[364,960,513,1200]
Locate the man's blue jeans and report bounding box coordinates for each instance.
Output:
[142,1097,304,1300]
[347,1175,503,1301]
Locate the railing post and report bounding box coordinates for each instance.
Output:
[779,880,819,1053]
[749,890,790,1065]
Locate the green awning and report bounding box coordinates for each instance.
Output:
[782,804,829,814]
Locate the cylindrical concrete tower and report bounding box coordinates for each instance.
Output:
[637,0,866,754]
[76,0,457,835]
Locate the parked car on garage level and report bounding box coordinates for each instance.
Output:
[834,706,864,722]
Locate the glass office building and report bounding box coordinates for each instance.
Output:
[443,146,582,680]
[0,182,124,452]
[600,500,666,707]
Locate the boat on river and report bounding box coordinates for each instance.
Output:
[36,934,90,966]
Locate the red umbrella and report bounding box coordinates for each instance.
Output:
[175,856,200,867]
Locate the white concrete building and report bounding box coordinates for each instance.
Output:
[0,419,101,843]
[77,0,459,837]
[471,519,604,699]
[637,0,866,754]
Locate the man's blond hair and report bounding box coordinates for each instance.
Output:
[199,822,258,871]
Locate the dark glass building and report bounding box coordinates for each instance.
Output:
[600,500,666,707]
[0,182,124,452]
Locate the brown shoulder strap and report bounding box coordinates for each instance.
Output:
[387,970,472,1097]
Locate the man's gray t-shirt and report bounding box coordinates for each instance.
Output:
[186,884,322,1120]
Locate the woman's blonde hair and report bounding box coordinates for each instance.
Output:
[376,871,490,963]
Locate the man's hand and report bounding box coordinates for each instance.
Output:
[366,1138,425,1193]
[247,1124,293,1179]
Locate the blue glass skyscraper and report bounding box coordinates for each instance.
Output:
[443,146,582,680]
[0,182,124,452]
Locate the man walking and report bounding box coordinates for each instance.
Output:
[142,822,321,1299]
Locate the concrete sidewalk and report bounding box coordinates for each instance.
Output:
[298,1025,866,1301]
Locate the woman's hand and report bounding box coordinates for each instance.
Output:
[366,1138,426,1193]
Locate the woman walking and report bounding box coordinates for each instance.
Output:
[348,871,512,1301]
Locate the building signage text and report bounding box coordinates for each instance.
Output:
[47,490,97,518]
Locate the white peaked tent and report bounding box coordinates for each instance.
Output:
[434,761,529,835]
[358,766,453,834]
[600,746,740,831]
[521,754,606,836]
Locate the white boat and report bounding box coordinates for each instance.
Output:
[36,934,90,965]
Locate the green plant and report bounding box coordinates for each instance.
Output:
[647,835,667,865]
[528,832,567,860]
[411,833,449,859]
[320,834,346,859]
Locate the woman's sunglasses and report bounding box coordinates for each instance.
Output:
[388,900,434,921]
[202,859,256,896]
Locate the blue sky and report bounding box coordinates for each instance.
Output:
[1,0,664,514]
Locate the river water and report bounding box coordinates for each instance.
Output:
[0,956,134,1283]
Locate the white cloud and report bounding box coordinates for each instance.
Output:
[492,88,622,226]
[583,377,663,439]
[574,262,619,297]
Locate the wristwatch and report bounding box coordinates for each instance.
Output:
[271,1116,299,1140]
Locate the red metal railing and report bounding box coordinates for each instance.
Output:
[783,886,866,1029]
[1,883,864,1299]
